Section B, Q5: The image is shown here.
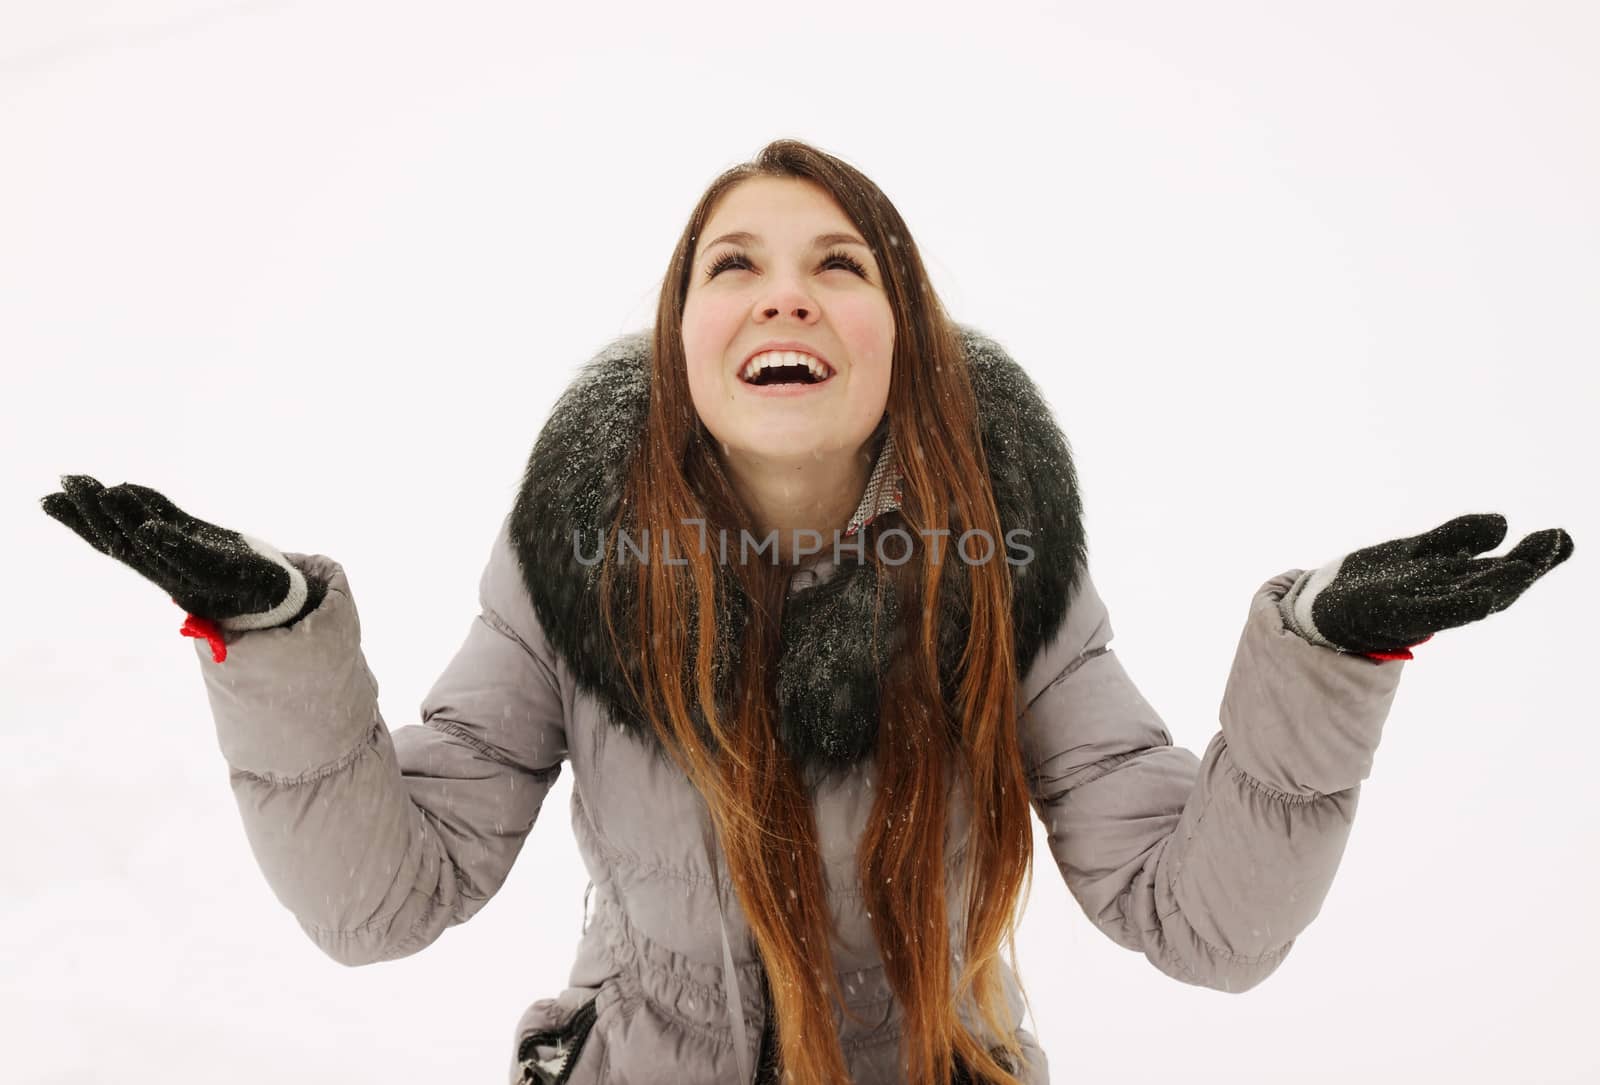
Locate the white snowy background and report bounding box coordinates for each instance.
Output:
[4,1,1596,1082]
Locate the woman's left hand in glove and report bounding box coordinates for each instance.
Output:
[1278,513,1574,661]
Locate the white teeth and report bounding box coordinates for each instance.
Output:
[739,350,832,382]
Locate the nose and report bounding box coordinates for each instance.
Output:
[757,277,818,322]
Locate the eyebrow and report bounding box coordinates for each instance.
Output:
[700,230,870,253]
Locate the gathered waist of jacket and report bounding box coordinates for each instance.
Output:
[578,886,1030,1049]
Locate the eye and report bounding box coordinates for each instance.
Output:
[704,251,750,279]
[702,248,871,281]
[820,249,869,276]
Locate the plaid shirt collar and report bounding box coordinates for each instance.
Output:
[842,426,903,538]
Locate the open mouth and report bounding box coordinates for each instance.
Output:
[744,363,830,387]
[738,351,835,388]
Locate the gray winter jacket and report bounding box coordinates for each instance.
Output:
[190,327,1405,1084]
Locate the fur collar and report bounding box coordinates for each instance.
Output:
[508,325,1086,775]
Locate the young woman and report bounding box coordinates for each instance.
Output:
[42,139,1573,1085]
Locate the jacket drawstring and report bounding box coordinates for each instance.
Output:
[701,808,752,1085]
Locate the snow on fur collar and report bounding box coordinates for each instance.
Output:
[508,324,1087,775]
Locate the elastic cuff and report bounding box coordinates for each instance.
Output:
[213,533,309,632]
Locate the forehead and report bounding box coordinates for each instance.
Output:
[698,177,854,248]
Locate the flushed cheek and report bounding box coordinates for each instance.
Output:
[683,295,744,343]
[684,361,733,420]
[683,329,747,393]
[831,305,895,367]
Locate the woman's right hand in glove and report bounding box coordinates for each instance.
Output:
[40,475,327,661]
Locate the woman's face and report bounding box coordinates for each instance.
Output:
[682,176,894,467]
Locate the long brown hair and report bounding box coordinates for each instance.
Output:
[597,139,1033,1085]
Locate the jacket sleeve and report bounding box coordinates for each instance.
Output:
[191,511,569,966]
[1017,567,1405,993]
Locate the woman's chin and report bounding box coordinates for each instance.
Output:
[717,430,855,466]
[725,439,828,464]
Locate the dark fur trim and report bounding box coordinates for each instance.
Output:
[508,324,1086,774]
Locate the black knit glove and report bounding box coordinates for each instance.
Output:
[1278,513,1574,661]
[40,475,327,662]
